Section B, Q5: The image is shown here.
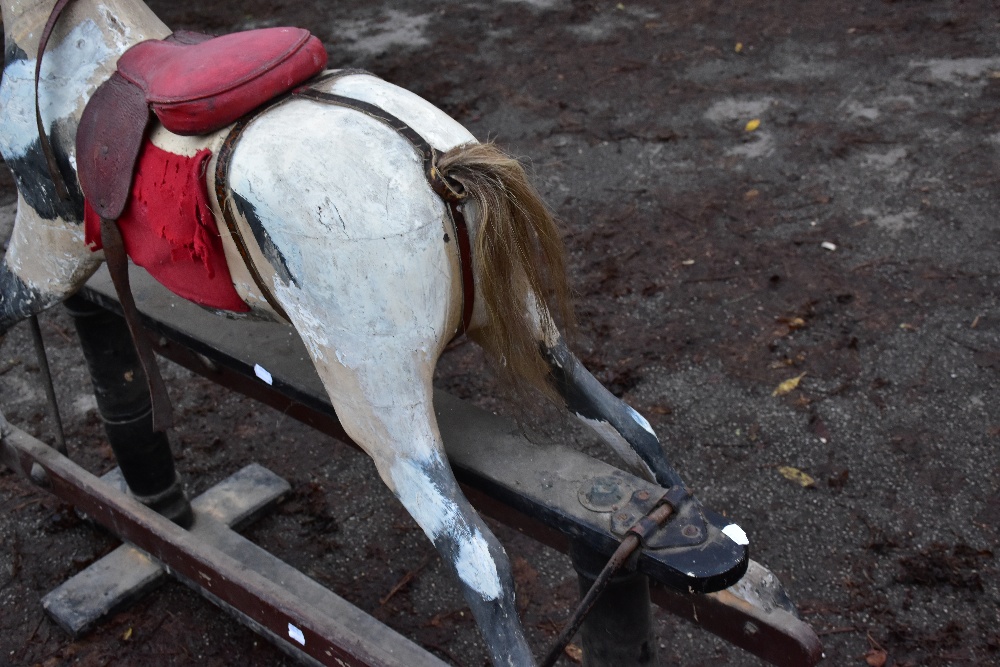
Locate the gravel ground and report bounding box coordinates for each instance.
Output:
[2,2,999,666]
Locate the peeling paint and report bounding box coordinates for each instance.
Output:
[0,20,112,160]
[625,404,656,438]
[271,283,330,364]
[389,456,502,600]
[389,455,457,540]
[454,529,502,600]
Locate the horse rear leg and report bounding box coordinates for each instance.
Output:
[542,338,683,489]
[301,337,535,667]
[535,334,720,557]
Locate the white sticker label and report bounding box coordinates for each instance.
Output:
[254,364,273,385]
[288,623,305,645]
[722,523,749,546]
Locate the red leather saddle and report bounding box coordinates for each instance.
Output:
[117,29,326,135]
[77,27,327,220]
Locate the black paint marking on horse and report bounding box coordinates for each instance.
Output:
[232,190,297,287]
[2,43,85,222]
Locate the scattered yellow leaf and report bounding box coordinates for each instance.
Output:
[778,466,816,488]
[772,372,806,396]
[122,627,133,641]
[745,118,761,132]
[787,317,806,330]
[744,188,760,200]
[616,2,625,9]
[899,323,915,330]
[564,643,583,663]
[735,42,744,53]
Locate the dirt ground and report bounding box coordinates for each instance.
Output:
[2,1,999,666]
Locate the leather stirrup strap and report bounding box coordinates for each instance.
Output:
[100,216,174,432]
[35,0,76,201]
[36,0,173,431]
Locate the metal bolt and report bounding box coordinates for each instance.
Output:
[682,525,702,539]
[636,490,650,501]
[584,477,623,508]
[616,512,629,522]
[743,621,759,636]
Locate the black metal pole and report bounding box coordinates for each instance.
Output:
[64,295,192,527]
[28,314,66,454]
[569,540,658,667]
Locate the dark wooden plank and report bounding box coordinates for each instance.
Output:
[1,422,449,667]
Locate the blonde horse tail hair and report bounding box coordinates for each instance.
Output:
[437,142,574,399]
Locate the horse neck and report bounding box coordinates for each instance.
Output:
[2,0,169,64]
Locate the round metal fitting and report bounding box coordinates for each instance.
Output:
[578,475,625,512]
[682,524,702,539]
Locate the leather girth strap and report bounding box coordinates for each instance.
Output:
[215,71,476,337]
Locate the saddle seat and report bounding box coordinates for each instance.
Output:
[75,27,328,319]
[116,28,327,135]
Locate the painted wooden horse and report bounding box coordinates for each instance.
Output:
[0,1,745,664]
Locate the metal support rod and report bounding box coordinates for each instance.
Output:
[63,295,192,527]
[28,314,67,454]
[569,540,658,667]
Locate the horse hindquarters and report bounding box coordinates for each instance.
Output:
[226,97,534,665]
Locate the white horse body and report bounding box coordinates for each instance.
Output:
[226,80,507,601]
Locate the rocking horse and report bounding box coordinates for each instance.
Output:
[0,1,749,664]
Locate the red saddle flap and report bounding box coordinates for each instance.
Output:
[117,27,327,135]
[84,143,250,313]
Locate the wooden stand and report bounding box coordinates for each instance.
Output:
[0,266,823,667]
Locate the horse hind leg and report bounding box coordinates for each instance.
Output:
[300,336,535,666]
[386,444,534,666]
[542,337,684,490]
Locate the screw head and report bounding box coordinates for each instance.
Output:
[681,525,702,539]
[582,476,624,509]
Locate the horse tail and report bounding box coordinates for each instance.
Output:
[437,142,574,398]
